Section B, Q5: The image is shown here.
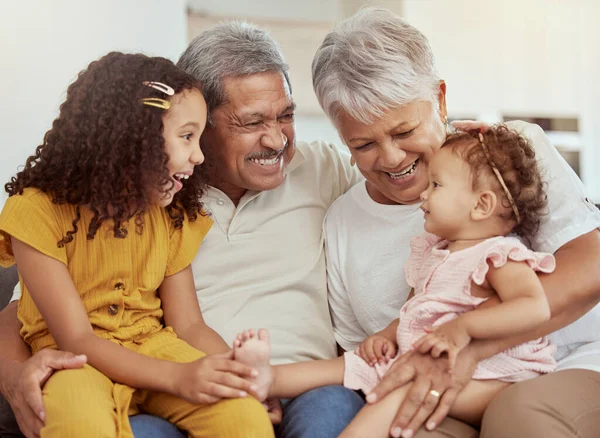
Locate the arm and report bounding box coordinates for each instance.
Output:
[159,265,229,354]
[464,260,551,339]
[12,238,257,404]
[415,260,551,366]
[472,229,600,360]
[0,302,87,438]
[12,237,182,394]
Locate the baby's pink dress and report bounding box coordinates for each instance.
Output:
[344,233,557,393]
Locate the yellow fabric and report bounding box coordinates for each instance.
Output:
[41,328,274,437]
[0,188,212,352]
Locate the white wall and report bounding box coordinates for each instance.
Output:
[402,0,600,201]
[0,0,188,207]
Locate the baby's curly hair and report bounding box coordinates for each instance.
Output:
[5,52,207,246]
[442,125,547,239]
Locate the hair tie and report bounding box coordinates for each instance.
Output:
[478,132,521,224]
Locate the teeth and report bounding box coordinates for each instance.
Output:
[250,156,279,166]
[387,160,418,179]
[174,173,190,180]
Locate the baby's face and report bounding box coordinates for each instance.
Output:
[419,147,477,239]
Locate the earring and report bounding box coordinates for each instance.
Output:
[443,115,451,135]
[350,156,356,167]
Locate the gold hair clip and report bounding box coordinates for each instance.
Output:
[141,97,171,110]
[141,81,174,110]
[478,132,521,224]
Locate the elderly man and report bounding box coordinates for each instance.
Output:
[0,22,363,438]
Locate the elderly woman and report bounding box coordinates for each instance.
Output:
[314,7,600,438]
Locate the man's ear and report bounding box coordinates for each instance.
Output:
[471,190,497,221]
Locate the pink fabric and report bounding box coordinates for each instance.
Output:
[344,234,557,393]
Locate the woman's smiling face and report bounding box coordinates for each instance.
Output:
[336,95,447,206]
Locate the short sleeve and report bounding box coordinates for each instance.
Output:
[0,191,67,268]
[329,143,364,201]
[506,121,600,253]
[166,212,213,276]
[404,233,441,288]
[472,237,556,285]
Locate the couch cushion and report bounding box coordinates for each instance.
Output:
[0,265,18,311]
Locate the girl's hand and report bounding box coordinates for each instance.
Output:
[412,320,472,371]
[356,334,397,366]
[172,350,259,404]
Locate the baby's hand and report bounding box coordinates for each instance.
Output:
[412,319,472,371]
[356,334,397,367]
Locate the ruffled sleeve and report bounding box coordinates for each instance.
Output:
[472,237,556,285]
[405,232,443,288]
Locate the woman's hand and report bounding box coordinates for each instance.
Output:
[450,120,491,132]
[412,319,472,370]
[1,349,87,438]
[366,346,479,436]
[172,351,259,405]
[356,334,397,366]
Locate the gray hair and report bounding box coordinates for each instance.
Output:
[312,7,441,125]
[177,21,291,124]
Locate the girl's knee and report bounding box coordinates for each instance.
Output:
[218,397,274,437]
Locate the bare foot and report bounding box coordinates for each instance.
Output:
[233,328,273,402]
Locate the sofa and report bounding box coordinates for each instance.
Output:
[0,264,22,436]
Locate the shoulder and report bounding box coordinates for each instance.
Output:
[324,183,363,230]
[295,139,355,170]
[504,120,554,158]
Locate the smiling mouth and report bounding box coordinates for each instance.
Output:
[385,159,418,179]
[247,143,288,166]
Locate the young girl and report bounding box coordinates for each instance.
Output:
[232,125,556,438]
[0,52,273,438]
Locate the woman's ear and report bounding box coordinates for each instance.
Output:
[471,190,497,221]
[437,80,447,119]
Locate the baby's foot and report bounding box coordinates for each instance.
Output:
[233,328,273,402]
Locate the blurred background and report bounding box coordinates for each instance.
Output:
[1,0,598,206]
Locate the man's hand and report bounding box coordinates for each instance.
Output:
[1,349,86,438]
[263,398,283,424]
[412,319,472,370]
[366,346,478,437]
[356,334,397,366]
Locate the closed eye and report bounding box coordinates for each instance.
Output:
[394,128,416,139]
[355,142,373,151]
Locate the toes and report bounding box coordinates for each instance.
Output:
[257,329,270,343]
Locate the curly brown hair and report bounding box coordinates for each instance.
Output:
[442,124,547,239]
[5,52,207,246]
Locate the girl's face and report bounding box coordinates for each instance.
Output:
[335,84,447,206]
[419,147,478,240]
[155,89,208,207]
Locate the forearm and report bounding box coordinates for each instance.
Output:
[0,302,32,393]
[377,318,400,343]
[462,295,550,340]
[270,357,345,399]
[177,322,230,354]
[62,333,179,393]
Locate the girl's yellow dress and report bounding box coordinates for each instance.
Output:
[0,188,273,438]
